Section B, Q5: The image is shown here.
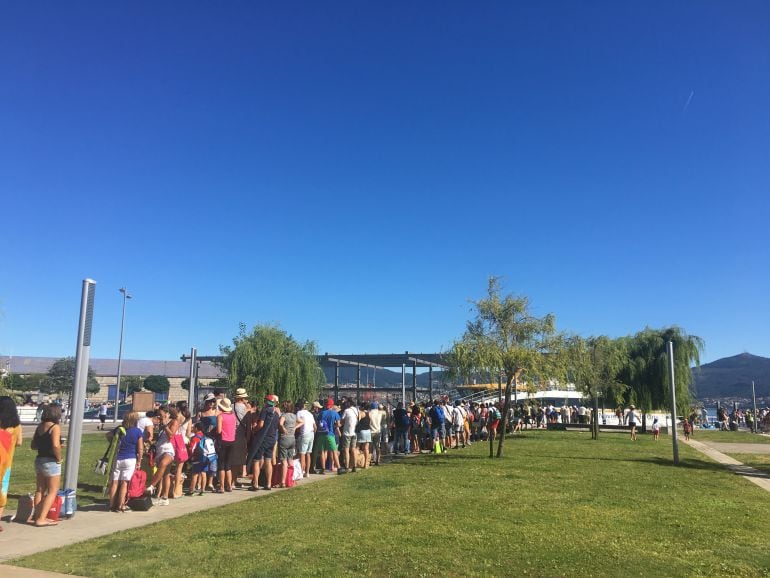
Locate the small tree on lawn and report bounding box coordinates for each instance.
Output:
[566,335,628,439]
[220,323,324,403]
[621,327,704,430]
[447,277,564,458]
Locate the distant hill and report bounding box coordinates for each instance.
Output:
[692,353,770,399]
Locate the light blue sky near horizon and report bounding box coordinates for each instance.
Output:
[1,2,768,366]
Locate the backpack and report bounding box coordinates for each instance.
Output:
[127,468,147,499]
[399,411,410,428]
[199,436,217,464]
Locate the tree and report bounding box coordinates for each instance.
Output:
[566,335,628,439]
[220,323,324,404]
[447,278,564,458]
[621,327,704,427]
[143,375,170,395]
[121,376,144,395]
[44,357,100,396]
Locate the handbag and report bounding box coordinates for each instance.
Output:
[172,433,189,463]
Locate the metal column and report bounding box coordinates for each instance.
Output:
[334,361,339,402]
[187,347,197,410]
[429,366,433,400]
[401,364,406,404]
[412,361,417,402]
[356,364,361,404]
[64,279,96,493]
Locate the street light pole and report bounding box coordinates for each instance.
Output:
[112,287,131,423]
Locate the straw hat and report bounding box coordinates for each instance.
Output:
[312,401,322,409]
[218,398,233,412]
[234,388,249,399]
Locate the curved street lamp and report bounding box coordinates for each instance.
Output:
[112,287,132,423]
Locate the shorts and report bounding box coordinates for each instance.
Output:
[453,424,464,434]
[110,458,137,481]
[371,432,381,448]
[99,415,107,424]
[341,435,357,449]
[251,443,275,462]
[219,440,235,470]
[157,442,175,461]
[320,434,338,452]
[192,459,217,474]
[279,443,296,461]
[35,457,61,478]
[357,430,372,444]
[298,432,314,454]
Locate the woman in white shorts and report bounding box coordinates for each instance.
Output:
[147,406,178,506]
[110,412,144,512]
[356,402,372,469]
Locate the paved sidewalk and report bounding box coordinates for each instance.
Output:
[0,474,327,563]
[683,438,770,493]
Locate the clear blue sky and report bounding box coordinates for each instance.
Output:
[1,2,768,365]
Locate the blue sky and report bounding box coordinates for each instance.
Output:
[1,2,768,365]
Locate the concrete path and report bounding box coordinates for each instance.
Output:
[683,438,770,493]
[696,441,770,455]
[0,474,329,564]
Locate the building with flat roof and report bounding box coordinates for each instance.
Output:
[1,356,225,402]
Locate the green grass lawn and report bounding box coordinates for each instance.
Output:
[9,433,113,508]
[11,430,770,577]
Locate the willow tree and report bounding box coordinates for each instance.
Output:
[447,277,564,458]
[220,323,324,403]
[566,335,628,439]
[621,327,704,430]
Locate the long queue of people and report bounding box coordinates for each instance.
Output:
[0,392,509,529]
[105,392,513,511]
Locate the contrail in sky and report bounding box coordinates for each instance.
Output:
[683,90,695,113]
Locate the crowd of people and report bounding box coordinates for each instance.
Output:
[5,389,770,529]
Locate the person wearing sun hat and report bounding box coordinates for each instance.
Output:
[231,389,250,485]
[216,399,236,492]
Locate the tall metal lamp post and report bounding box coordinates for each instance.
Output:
[112,287,132,423]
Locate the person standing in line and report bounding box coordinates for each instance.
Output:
[317,399,341,474]
[339,399,359,474]
[0,396,22,530]
[248,394,281,491]
[356,402,372,468]
[277,400,302,487]
[368,401,384,466]
[98,401,108,431]
[232,389,250,484]
[392,402,409,455]
[31,404,62,526]
[110,412,143,512]
[147,406,179,504]
[295,400,316,478]
[626,405,640,441]
[452,401,466,449]
[216,398,236,492]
